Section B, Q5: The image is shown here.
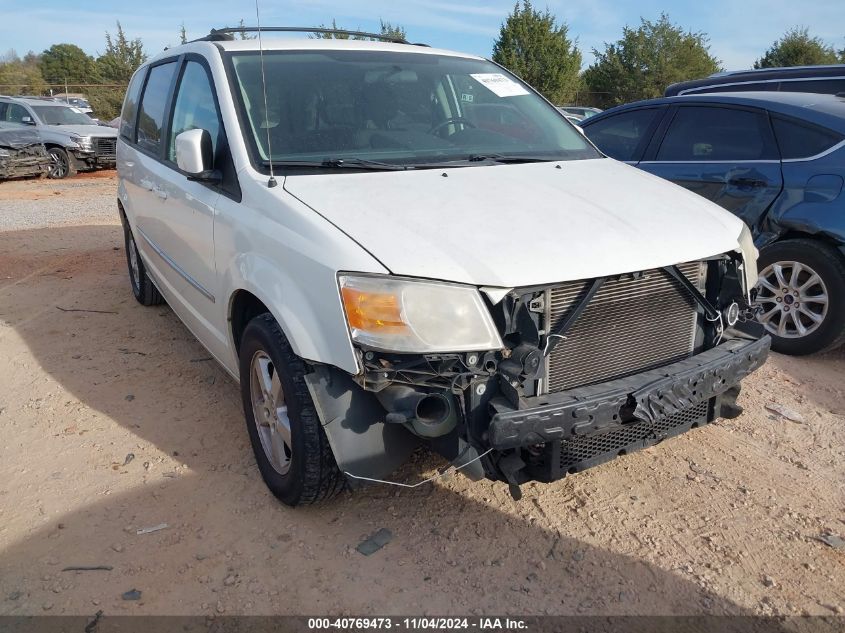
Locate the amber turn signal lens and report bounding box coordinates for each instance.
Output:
[341,287,408,333]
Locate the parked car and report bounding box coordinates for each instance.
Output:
[118,30,768,505]
[0,121,52,180]
[665,64,845,97]
[558,106,603,119]
[53,95,94,115]
[580,92,845,355]
[0,96,118,178]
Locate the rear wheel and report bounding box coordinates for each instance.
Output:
[47,147,76,179]
[123,224,163,306]
[755,239,845,355]
[239,314,344,506]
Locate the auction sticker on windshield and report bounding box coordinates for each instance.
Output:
[470,73,530,97]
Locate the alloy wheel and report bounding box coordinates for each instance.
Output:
[127,234,141,289]
[755,260,828,339]
[249,350,292,474]
[49,149,67,179]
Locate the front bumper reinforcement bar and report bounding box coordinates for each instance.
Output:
[488,336,770,450]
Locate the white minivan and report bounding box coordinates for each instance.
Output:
[117,28,770,505]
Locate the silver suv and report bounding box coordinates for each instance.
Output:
[0,96,118,178]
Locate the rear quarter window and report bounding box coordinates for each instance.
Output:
[772,116,844,160]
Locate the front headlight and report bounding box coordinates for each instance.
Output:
[736,223,758,297]
[70,135,92,151]
[339,275,504,353]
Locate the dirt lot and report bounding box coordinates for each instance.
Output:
[1,173,844,618]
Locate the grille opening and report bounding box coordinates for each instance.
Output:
[544,261,705,393]
[558,401,709,472]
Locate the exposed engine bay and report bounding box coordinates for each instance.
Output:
[307,254,770,498]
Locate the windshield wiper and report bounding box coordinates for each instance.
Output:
[466,153,560,164]
[264,158,409,171]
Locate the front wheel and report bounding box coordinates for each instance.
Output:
[239,314,344,506]
[755,239,845,355]
[47,147,77,179]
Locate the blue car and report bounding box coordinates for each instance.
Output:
[581,92,845,355]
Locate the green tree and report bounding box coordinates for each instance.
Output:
[96,22,147,83]
[0,50,47,95]
[310,19,407,41]
[39,43,99,85]
[583,14,720,108]
[754,27,839,68]
[179,23,188,45]
[237,19,256,40]
[492,1,581,105]
[377,20,406,41]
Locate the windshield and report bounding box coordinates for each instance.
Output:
[227,50,600,167]
[32,105,95,126]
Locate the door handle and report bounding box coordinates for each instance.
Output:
[728,177,766,188]
[153,186,168,200]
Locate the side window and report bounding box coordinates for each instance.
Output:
[687,81,779,94]
[779,79,845,95]
[656,106,776,161]
[5,103,31,124]
[583,109,660,161]
[136,61,178,154]
[120,68,146,141]
[772,116,844,160]
[167,61,222,164]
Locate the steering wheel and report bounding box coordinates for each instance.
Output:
[430,117,477,136]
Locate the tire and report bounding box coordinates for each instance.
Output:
[123,223,164,306]
[239,314,344,506]
[755,238,845,355]
[47,147,77,180]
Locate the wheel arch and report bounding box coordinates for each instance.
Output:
[229,289,272,356]
[221,250,363,375]
[765,229,845,264]
[117,198,128,226]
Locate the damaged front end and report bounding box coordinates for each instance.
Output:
[0,126,51,180]
[308,253,770,497]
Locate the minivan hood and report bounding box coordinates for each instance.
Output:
[283,158,745,287]
[41,124,117,138]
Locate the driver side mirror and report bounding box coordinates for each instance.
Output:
[21,116,35,125]
[175,129,221,183]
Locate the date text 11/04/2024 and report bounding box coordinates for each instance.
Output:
[307,617,528,630]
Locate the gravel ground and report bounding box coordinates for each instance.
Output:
[0,172,116,231]
[1,173,844,618]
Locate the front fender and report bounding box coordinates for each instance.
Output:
[216,174,388,376]
[224,252,365,374]
[34,128,75,148]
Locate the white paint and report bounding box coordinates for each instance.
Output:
[283,158,747,288]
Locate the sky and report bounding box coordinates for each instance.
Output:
[2,0,843,71]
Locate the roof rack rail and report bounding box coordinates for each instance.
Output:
[194,26,422,46]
